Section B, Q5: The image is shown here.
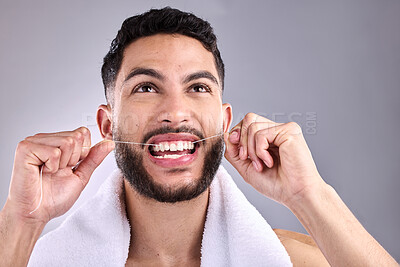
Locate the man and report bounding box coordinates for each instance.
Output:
[0,7,397,266]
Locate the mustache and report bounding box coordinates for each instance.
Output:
[141,126,206,146]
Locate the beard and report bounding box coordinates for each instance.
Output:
[114,126,224,203]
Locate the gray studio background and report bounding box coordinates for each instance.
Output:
[0,0,399,261]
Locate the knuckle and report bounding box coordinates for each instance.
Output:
[78,126,90,137]
[244,113,256,123]
[64,136,75,147]
[246,112,257,118]
[287,121,299,128]
[242,113,259,134]
[24,135,34,142]
[286,121,302,134]
[51,147,61,159]
[17,140,30,151]
[73,131,83,141]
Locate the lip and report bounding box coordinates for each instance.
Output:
[146,133,201,168]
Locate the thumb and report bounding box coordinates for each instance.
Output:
[224,131,252,175]
[74,140,115,185]
[224,130,240,161]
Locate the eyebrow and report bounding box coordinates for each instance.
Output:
[123,68,165,84]
[122,67,219,87]
[183,71,219,86]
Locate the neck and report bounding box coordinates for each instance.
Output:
[124,180,209,263]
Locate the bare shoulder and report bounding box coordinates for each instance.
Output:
[273,229,330,267]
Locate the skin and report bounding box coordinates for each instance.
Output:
[0,33,397,266]
[97,34,232,266]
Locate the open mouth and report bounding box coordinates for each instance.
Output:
[149,141,198,159]
[145,133,202,168]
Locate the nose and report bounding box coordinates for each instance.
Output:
[157,92,193,127]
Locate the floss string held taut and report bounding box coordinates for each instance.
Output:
[112,133,223,146]
[28,133,223,214]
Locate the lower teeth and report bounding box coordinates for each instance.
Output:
[154,154,189,159]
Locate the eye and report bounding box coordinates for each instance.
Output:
[190,84,211,93]
[134,83,157,93]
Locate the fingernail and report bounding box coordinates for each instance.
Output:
[239,147,244,158]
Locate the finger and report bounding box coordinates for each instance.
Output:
[247,121,282,171]
[45,127,91,162]
[77,127,91,155]
[31,127,90,140]
[74,140,115,187]
[229,116,247,160]
[67,127,91,166]
[236,113,279,161]
[228,127,240,144]
[16,140,61,173]
[247,123,267,172]
[224,132,240,161]
[53,127,91,163]
[254,130,274,168]
[26,127,91,167]
[25,136,76,169]
[253,122,304,167]
[229,121,243,142]
[223,132,252,178]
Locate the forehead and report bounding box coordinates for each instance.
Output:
[116,34,219,87]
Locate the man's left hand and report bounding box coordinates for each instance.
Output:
[224,112,325,207]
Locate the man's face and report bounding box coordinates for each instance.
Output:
[105,34,231,202]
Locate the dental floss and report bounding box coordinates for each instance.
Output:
[28,133,223,214]
[112,133,223,146]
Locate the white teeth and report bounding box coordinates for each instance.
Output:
[151,141,195,153]
[177,141,184,151]
[169,143,177,151]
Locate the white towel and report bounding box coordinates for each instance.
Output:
[28,165,292,266]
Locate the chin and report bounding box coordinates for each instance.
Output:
[146,163,204,187]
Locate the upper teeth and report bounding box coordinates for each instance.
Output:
[152,141,194,152]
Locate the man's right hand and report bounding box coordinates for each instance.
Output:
[4,127,114,226]
[0,127,114,266]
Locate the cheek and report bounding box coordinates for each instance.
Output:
[193,99,223,128]
[118,101,162,132]
[115,111,143,137]
[203,110,224,133]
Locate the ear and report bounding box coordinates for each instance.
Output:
[222,103,233,133]
[97,104,113,140]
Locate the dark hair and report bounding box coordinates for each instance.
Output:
[101,7,224,103]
